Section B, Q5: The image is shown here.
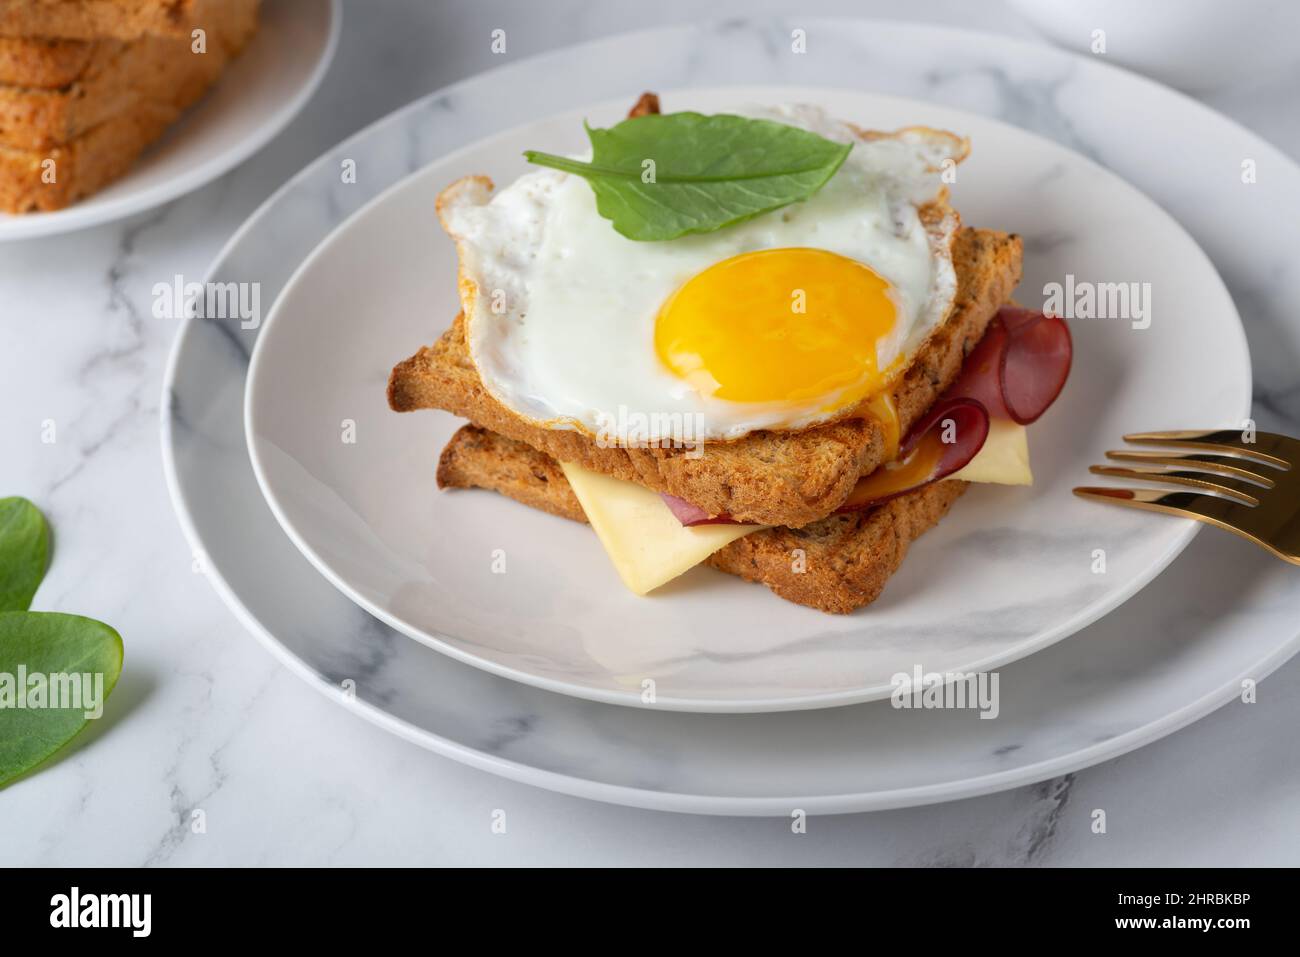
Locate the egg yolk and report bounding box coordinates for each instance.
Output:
[863,391,902,461]
[841,426,946,507]
[655,248,898,407]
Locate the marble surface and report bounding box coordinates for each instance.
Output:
[3,0,1300,865]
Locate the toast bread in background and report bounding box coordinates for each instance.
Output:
[0,0,257,150]
[0,0,201,40]
[0,0,257,211]
[0,99,169,209]
[0,35,119,87]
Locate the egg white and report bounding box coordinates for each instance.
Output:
[438,104,965,444]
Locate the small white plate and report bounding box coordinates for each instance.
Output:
[0,0,339,242]
[244,85,1251,712]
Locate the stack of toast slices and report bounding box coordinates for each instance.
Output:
[0,0,259,213]
[388,94,1029,615]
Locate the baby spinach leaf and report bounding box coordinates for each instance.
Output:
[0,497,49,612]
[525,112,852,241]
[0,611,123,788]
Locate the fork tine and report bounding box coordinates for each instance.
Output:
[1088,465,1261,505]
[1073,486,1300,565]
[1122,429,1293,469]
[1104,450,1277,487]
[1072,486,1245,521]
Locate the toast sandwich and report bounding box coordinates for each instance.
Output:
[388,93,1069,613]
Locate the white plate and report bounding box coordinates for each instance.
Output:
[0,0,339,242]
[243,85,1251,712]
[164,19,1300,812]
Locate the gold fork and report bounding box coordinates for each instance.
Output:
[1073,429,1300,565]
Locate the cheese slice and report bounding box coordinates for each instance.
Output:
[561,421,1032,595]
[559,462,764,595]
[950,418,1033,485]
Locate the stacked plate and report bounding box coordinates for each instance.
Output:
[163,20,1300,814]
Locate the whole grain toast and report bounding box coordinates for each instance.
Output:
[0,98,170,210]
[437,424,967,613]
[389,226,1020,526]
[0,0,256,211]
[0,0,202,40]
[0,0,257,150]
[0,36,115,88]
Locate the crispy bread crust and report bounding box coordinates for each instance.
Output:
[0,0,257,150]
[437,423,585,522]
[0,1,198,40]
[706,483,966,613]
[0,0,257,211]
[436,424,967,614]
[390,226,1020,526]
[0,100,173,210]
[0,36,108,88]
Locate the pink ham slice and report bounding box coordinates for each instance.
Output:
[946,307,1073,425]
[661,308,1072,525]
[660,493,736,527]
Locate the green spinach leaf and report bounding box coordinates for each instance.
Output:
[525,112,852,241]
[0,497,49,612]
[0,611,123,787]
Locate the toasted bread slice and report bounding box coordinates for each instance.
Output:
[0,36,116,89]
[0,0,256,150]
[389,226,1020,526]
[0,1,203,40]
[437,424,966,613]
[0,0,254,88]
[0,0,256,211]
[0,99,172,210]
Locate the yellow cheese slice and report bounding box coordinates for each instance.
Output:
[561,421,1031,595]
[950,418,1033,485]
[558,462,764,595]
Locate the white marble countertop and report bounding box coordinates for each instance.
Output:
[2,0,1299,866]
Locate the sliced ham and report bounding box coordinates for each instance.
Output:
[660,493,738,526]
[946,307,1072,425]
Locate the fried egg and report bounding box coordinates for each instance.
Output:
[438,104,966,445]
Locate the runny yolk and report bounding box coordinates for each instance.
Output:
[863,391,901,462]
[655,248,898,408]
[841,425,947,507]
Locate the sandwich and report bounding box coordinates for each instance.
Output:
[388,93,1071,613]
